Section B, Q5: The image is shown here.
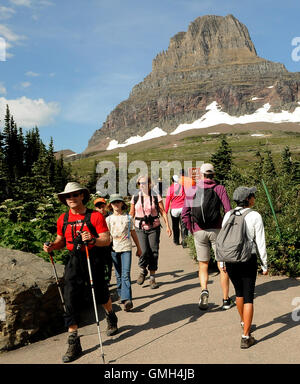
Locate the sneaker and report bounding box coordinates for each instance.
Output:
[124,300,133,311]
[222,297,235,310]
[105,311,118,336]
[198,290,209,310]
[137,270,148,285]
[149,279,159,289]
[62,332,82,363]
[240,335,256,349]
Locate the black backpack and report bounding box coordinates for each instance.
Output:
[191,185,221,229]
[62,208,99,248]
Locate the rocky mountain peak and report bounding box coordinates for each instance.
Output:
[153,14,258,74]
[85,14,298,154]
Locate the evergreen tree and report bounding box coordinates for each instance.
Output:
[280,146,293,175]
[262,149,277,179]
[291,161,300,185]
[47,137,56,185]
[86,160,98,194]
[24,127,41,175]
[210,136,232,184]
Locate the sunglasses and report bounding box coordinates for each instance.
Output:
[138,181,148,185]
[95,203,105,208]
[65,192,81,199]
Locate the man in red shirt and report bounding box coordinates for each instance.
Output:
[43,182,118,363]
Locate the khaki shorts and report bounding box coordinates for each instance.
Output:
[193,229,220,262]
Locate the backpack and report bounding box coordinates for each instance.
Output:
[191,185,221,229]
[62,209,99,248]
[133,191,160,217]
[215,208,254,263]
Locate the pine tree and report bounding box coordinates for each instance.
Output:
[47,137,56,185]
[86,160,98,194]
[280,146,293,175]
[210,136,232,184]
[262,149,277,179]
[24,127,41,175]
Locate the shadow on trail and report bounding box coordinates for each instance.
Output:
[104,303,202,363]
[255,311,300,344]
[254,277,300,299]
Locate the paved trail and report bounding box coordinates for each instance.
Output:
[1,227,300,364]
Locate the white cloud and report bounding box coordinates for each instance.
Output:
[0,7,16,20]
[0,96,60,128]
[0,24,26,43]
[21,81,31,88]
[9,0,32,7]
[25,71,40,77]
[0,83,7,95]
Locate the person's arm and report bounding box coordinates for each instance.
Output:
[181,192,192,233]
[165,186,172,214]
[43,235,65,253]
[131,230,142,257]
[217,186,232,213]
[81,230,111,247]
[253,214,268,274]
[158,201,172,237]
[129,203,135,218]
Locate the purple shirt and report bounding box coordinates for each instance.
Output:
[181,179,231,233]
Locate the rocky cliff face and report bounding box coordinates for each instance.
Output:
[85,14,300,153]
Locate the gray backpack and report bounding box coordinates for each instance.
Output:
[215,208,254,263]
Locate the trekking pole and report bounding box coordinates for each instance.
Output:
[44,242,66,312]
[261,179,282,239]
[84,241,106,364]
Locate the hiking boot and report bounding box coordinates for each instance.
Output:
[149,279,159,289]
[198,290,209,310]
[222,297,235,310]
[241,335,256,349]
[105,311,118,336]
[137,269,148,285]
[124,300,133,311]
[62,332,82,363]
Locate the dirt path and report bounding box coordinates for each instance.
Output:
[1,227,300,365]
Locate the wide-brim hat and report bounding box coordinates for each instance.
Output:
[233,186,257,202]
[109,194,125,204]
[57,182,90,206]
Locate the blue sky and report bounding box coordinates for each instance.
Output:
[1,0,300,153]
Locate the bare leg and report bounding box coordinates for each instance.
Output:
[236,297,244,322]
[102,296,113,313]
[243,303,254,336]
[218,263,230,300]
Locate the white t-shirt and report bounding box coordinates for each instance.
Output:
[222,207,268,272]
[106,213,134,252]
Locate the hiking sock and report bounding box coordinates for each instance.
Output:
[242,335,250,339]
[150,274,155,281]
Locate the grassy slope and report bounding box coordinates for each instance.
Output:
[69,129,300,179]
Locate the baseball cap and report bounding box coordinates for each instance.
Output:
[200,163,215,174]
[94,197,106,206]
[233,186,257,202]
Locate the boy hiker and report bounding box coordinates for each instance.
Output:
[182,163,234,310]
[43,182,118,363]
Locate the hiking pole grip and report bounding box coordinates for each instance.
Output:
[44,241,66,313]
